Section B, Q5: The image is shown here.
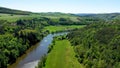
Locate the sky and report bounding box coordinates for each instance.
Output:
[0,0,119,13]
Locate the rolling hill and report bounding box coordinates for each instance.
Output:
[0,7,31,15]
[76,13,120,21]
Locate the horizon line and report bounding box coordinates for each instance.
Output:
[1,6,120,14]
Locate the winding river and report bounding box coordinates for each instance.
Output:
[8,32,68,68]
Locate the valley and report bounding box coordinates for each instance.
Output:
[0,6,120,68]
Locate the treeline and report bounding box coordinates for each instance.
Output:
[67,22,120,68]
[44,17,84,25]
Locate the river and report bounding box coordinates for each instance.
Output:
[8,32,68,68]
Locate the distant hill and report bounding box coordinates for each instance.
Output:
[0,7,32,15]
[76,13,120,21]
[38,12,74,17]
[75,13,96,16]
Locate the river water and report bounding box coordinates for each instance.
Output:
[8,32,68,68]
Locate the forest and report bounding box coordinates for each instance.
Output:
[67,22,120,68]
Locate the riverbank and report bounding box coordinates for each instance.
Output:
[7,25,85,68]
[8,32,68,68]
[37,36,83,68]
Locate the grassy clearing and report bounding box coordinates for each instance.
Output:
[44,40,83,68]
[43,25,86,33]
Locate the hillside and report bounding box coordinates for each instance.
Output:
[0,7,31,15]
[67,22,120,68]
[0,7,81,23]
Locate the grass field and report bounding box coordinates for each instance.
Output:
[43,25,86,33]
[0,13,41,22]
[44,40,83,68]
[0,13,79,22]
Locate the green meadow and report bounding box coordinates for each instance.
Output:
[43,25,85,33]
[44,40,83,68]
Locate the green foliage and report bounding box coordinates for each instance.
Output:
[0,17,49,68]
[95,27,118,44]
[0,34,27,68]
[36,55,47,68]
[17,29,40,45]
[68,22,120,68]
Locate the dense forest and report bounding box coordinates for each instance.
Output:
[0,18,46,68]
[67,22,120,68]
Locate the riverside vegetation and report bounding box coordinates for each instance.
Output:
[37,15,120,68]
[36,35,83,68]
[37,22,120,68]
[0,7,85,68]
